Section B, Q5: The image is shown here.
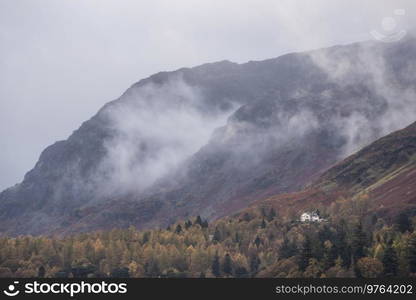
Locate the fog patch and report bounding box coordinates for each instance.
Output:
[308,40,416,157]
[95,78,235,196]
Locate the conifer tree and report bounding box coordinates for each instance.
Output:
[201,220,209,228]
[234,266,249,278]
[184,220,192,230]
[267,208,276,222]
[212,227,222,243]
[211,253,221,277]
[37,266,45,278]
[299,236,313,271]
[352,222,366,262]
[254,236,261,247]
[279,237,297,259]
[249,253,261,275]
[382,242,398,277]
[407,234,416,273]
[195,216,203,227]
[175,224,183,234]
[396,212,412,233]
[222,253,233,276]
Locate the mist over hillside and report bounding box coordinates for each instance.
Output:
[1,36,416,235]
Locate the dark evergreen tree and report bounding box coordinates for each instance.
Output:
[211,253,221,277]
[242,212,252,222]
[234,232,241,244]
[249,253,261,275]
[37,266,46,278]
[254,236,261,247]
[71,264,96,278]
[195,216,203,227]
[351,223,367,277]
[145,259,160,278]
[222,253,233,276]
[407,234,416,273]
[371,214,378,225]
[318,225,333,243]
[175,224,183,234]
[260,219,267,229]
[323,243,337,270]
[201,220,209,228]
[279,237,297,259]
[142,231,150,244]
[335,220,351,268]
[352,222,366,262]
[234,266,248,278]
[260,207,267,218]
[212,227,222,243]
[110,267,130,278]
[267,208,276,222]
[396,212,412,233]
[184,220,192,229]
[382,242,398,277]
[299,236,313,271]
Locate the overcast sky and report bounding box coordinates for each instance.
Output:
[0,0,415,190]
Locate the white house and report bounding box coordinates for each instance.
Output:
[300,211,323,222]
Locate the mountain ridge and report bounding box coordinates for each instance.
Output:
[1,37,416,235]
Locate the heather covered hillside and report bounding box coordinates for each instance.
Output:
[250,120,416,220]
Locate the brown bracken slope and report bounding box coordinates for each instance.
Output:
[244,121,416,220]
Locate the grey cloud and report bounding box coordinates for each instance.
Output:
[93,78,235,196]
[308,40,416,156]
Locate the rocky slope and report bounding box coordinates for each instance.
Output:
[246,121,416,220]
[1,36,416,235]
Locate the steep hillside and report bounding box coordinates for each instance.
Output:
[1,124,416,278]
[246,121,416,220]
[315,121,416,191]
[1,36,416,235]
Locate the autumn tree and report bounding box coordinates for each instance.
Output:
[356,257,383,278]
[322,241,337,270]
[303,258,322,278]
